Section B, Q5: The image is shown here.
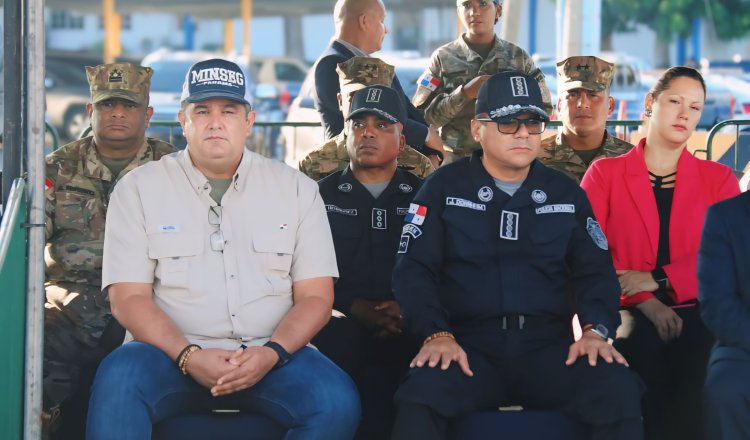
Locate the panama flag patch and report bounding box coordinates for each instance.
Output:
[418,73,440,91]
[405,203,428,225]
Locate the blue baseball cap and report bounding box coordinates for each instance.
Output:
[180,58,252,106]
[475,71,549,122]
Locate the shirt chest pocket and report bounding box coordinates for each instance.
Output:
[55,193,97,233]
[253,230,295,294]
[148,233,202,290]
[442,207,493,258]
[525,215,572,260]
[443,69,472,93]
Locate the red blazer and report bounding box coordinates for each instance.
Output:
[581,138,739,307]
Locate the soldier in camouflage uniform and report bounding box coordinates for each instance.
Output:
[413,0,551,162]
[43,62,176,437]
[539,56,633,183]
[300,56,434,181]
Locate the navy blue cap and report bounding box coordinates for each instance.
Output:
[346,85,406,125]
[475,71,549,122]
[180,58,252,106]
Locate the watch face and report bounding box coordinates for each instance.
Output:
[594,324,609,339]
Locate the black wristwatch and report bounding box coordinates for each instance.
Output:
[651,268,668,291]
[264,341,292,369]
[587,324,609,340]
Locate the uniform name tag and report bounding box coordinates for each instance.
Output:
[500,210,519,240]
[60,185,96,196]
[446,197,486,211]
[397,207,409,215]
[535,204,575,214]
[326,205,358,216]
[372,208,387,230]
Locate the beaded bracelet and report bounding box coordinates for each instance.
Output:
[176,344,201,375]
[423,331,456,346]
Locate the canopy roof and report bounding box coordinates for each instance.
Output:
[33,0,454,18]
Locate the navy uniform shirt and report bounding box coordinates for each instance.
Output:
[319,166,422,314]
[393,150,620,341]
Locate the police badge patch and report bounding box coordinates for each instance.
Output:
[531,189,547,203]
[338,183,353,192]
[399,184,413,193]
[586,217,608,250]
[478,186,494,202]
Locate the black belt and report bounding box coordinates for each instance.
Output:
[455,315,565,331]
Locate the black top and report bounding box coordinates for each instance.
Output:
[392,151,622,340]
[318,166,422,314]
[651,171,676,304]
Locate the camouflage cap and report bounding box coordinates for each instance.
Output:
[85,62,153,106]
[556,56,614,93]
[336,57,395,96]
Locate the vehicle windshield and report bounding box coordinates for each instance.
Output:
[148,60,195,93]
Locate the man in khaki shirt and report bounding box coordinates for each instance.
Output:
[87,58,359,439]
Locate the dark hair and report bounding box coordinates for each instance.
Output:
[649,66,706,100]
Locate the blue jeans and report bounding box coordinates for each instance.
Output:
[87,342,360,440]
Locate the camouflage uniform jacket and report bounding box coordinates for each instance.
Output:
[413,35,552,157]
[298,132,435,181]
[45,136,176,286]
[539,131,634,183]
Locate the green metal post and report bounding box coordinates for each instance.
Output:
[0,179,28,440]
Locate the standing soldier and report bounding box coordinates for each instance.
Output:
[300,57,434,181]
[43,62,176,438]
[413,0,551,163]
[539,56,633,183]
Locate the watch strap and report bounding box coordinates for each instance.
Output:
[263,341,291,368]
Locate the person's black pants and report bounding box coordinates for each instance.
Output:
[313,315,418,440]
[392,325,644,440]
[614,304,713,440]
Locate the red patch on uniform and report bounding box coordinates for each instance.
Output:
[45,177,55,190]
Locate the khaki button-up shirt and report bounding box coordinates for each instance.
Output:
[103,149,338,349]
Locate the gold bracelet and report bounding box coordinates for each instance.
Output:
[178,345,201,375]
[423,331,455,346]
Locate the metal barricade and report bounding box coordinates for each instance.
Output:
[705,119,750,172]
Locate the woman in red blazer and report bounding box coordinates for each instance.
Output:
[581,67,739,440]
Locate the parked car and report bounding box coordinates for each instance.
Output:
[251,56,309,112]
[45,52,101,141]
[710,74,750,116]
[280,56,430,168]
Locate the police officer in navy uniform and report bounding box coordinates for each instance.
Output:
[390,72,644,440]
[313,85,421,440]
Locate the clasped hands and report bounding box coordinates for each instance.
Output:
[185,345,278,397]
